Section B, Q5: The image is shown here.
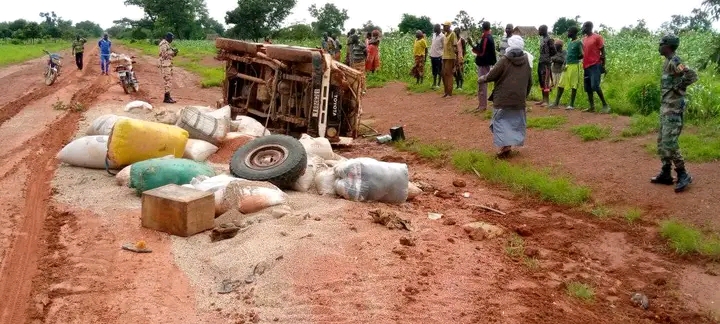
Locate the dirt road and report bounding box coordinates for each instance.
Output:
[0,47,717,323]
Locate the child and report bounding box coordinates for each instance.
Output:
[550,27,583,110]
[651,34,698,192]
[550,40,566,89]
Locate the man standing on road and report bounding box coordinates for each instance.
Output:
[651,34,698,193]
[429,24,445,89]
[498,24,513,55]
[581,21,610,113]
[159,32,178,104]
[537,25,557,107]
[72,35,86,70]
[441,21,457,98]
[472,21,497,111]
[98,33,111,75]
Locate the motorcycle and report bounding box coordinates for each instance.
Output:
[113,54,139,94]
[43,50,62,86]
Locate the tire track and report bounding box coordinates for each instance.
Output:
[0,47,113,324]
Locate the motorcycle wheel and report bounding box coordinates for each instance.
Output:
[122,81,131,94]
[45,69,57,86]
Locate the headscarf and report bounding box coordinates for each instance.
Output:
[507,35,524,50]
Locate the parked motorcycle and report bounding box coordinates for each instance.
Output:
[114,54,139,94]
[43,50,62,86]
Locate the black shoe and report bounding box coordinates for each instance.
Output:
[163,92,176,104]
[674,168,693,193]
[650,166,674,185]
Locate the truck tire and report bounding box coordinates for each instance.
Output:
[229,135,307,189]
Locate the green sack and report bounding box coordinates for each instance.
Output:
[129,157,216,195]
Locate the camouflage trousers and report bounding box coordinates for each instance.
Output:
[160,66,173,93]
[657,112,685,169]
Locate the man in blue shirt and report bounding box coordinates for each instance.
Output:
[98,33,112,75]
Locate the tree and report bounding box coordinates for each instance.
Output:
[308,3,349,36]
[361,20,382,34]
[20,22,42,40]
[397,14,433,36]
[124,0,208,39]
[75,21,103,37]
[453,10,477,32]
[552,16,580,36]
[618,19,652,36]
[225,0,296,41]
[273,23,314,40]
[660,9,712,34]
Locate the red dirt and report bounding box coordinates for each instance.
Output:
[208,134,256,163]
[0,48,718,324]
[362,82,720,231]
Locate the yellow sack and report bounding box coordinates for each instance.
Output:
[108,118,189,167]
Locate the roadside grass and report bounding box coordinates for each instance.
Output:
[527,115,568,130]
[394,139,453,161]
[645,126,720,162]
[590,205,613,218]
[571,124,612,141]
[660,219,720,260]
[566,282,595,302]
[624,208,643,223]
[621,113,659,137]
[0,41,68,67]
[452,150,591,206]
[119,40,223,88]
[504,234,539,269]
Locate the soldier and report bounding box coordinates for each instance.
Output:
[651,34,698,192]
[158,32,178,104]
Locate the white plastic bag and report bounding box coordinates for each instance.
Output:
[232,116,270,137]
[334,158,409,203]
[314,168,337,196]
[299,134,336,161]
[176,106,229,145]
[124,100,153,112]
[292,154,325,192]
[86,114,130,136]
[183,139,219,162]
[221,180,287,214]
[56,135,118,169]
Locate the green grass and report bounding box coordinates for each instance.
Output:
[624,208,643,223]
[571,124,612,141]
[0,41,68,67]
[660,220,720,260]
[622,113,659,137]
[504,234,540,269]
[394,139,453,161]
[452,150,591,206]
[645,126,720,162]
[566,282,595,302]
[527,115,568,130]
[590,205,612,218]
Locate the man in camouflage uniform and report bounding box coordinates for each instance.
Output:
[159,32,178,103]
[651,34,698,192]
[71,35,87,70]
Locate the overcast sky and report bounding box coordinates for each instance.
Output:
[2,0,717,32]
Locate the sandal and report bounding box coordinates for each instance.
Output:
[121,241,152,253]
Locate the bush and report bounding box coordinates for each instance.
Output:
[626,75,661,116]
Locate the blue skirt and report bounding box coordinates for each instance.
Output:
[489,108,526,147]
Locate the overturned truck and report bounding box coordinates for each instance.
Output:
[215,38,364,144]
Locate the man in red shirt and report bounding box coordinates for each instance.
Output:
[581,21,609,113]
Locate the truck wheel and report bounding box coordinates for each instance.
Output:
[229,135,307,189]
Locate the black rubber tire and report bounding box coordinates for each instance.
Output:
[229,134,307,189]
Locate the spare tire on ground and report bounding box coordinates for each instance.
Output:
[229,135,307,189]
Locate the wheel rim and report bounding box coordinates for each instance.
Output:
[244,144,288,170]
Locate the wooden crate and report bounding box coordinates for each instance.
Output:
[141,184,215,237]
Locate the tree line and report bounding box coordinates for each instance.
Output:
[1,0,719,44]
[0,11,103,42]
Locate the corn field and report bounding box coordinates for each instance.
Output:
[138,32,720,121]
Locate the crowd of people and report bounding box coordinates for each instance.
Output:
[329,20,698,192]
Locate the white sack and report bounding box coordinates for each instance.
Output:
[57,135,117,169]
[232,116,270,137]
[183,139,219,162]
[314,168,337,196]
[124,100,153,112]
[333,158,409,203]
[86,114,130,136]
[291,154,325,192]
